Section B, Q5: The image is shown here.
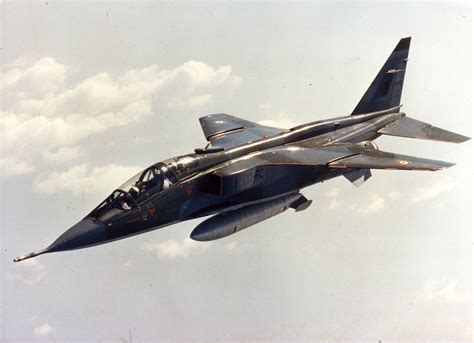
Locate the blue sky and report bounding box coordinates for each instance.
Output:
[1,2,472,341]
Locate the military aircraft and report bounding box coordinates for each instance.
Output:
[14,37,469,262]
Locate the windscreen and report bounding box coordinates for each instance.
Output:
[88,156,199,220]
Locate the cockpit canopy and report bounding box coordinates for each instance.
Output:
[119,163,174,200]
[88,154,200,220]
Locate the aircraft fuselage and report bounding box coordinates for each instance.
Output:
[14,108,403,263]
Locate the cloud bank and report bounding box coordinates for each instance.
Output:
[323,175,456,216]
[411,176,455,203]
[33,164,142,196]
[1,57,242,179]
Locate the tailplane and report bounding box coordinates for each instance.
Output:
[352,37,411,115]
[379,116,470,143]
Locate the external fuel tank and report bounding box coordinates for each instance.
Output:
[190,193,303,241]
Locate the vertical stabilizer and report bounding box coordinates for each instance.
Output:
[352,37,411,115]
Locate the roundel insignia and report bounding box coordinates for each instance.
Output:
[396,159,411,165]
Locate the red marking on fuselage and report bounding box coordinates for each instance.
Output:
[147,203,157,217]
[186,187,193,198]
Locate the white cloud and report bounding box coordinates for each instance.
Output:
[225,241,239,253]
[142,237,209,260]
[1,101,149,174]
[33,164,142,195]
[0,156,36,177]
[325,187,341,210]
[1,57,66,102]
[325,188,389,215]
[387,190,401,201]
[33,323,53,336]
[258,117,298,129]
[411,176,456,203]
[421,280,465,304]
[42,145,84,163]
[356,194,385,215]
[1,57,242,177]
[322,178,456,217]
[168,94,214,109]
[5,259,47,285]
[321,178,455,217]
[257,105,299,129]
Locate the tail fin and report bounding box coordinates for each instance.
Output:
[352,37,411,115]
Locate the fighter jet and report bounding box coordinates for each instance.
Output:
[14,37,469,262]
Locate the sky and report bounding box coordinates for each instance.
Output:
[0,1,472,342]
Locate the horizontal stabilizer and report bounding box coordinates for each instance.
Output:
[329,150,454,171]
[379,116,470,143]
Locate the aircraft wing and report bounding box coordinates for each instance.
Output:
[209,143,453,196]
[218,143,454,173]
[199,113,286,149]
[325,145,454,171]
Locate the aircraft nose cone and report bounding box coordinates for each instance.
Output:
[48,218,107,252]
[14,218,107,262]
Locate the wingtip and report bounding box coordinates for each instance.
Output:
[433,161,456,171]
[444,134,470,144]
[444,162,456,169]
